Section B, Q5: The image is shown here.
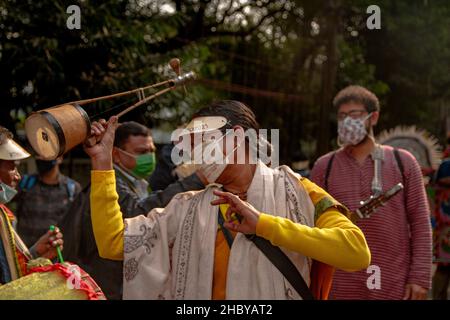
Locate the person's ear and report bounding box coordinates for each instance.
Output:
[370,111,379,126]
[149,137,156,153]
[112,147,121,164]
[232,125,245,146]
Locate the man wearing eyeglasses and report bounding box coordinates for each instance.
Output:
[310,85,432,300]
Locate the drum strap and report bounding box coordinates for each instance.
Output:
[66,178,77,202]
[20,175,77,202]
[19,175,37,191]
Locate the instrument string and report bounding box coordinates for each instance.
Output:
[89,96,139,119]
[63,79,172,107]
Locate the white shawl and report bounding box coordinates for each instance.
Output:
[123,162,315,300]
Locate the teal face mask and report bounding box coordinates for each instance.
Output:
[132,152,156,179]
[0,182,18,204]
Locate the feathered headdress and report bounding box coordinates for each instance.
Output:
[377,126,442,170]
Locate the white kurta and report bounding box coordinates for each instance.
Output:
[123,162,315,300]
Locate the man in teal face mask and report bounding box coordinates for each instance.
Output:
[61,121,207,299]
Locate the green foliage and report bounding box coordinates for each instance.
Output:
[0,0,449,161]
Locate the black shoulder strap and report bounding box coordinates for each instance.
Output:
[393,148,407,208]
[246,234,314,300]
[325,152,336,191]
[393,148,406,185]
[217,206,314,300]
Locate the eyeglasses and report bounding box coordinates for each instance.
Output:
[337,109,368,121]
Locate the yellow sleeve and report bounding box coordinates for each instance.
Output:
[300,177,351,222]
[90,170,124,261]
[255,178,371,272]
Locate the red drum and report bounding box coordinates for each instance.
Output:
[0,263,106,300]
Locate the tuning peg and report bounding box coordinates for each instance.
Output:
[169,58,187,95]
[169,58,181,76]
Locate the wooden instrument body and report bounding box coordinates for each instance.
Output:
[23,64,195,159]
[25,104,90,160]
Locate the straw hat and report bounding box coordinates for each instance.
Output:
[0,127,31,161]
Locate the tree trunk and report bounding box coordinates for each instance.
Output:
[315,0,340,159]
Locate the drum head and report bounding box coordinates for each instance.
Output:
[25,113,61,160]
[0,270,88,300]
[0,263,106,300]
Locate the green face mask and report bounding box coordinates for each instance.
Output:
[131,152,156,179]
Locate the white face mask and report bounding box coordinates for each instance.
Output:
[192,130,240,184]
[337,113,372,146]
[0,182,17,204]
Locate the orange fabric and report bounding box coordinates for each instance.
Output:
[212,205,238,300]
[212,229,234,300]
[310,261,335,300]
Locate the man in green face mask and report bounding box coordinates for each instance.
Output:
[112,122,157,199]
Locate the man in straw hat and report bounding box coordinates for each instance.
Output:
[85,100,371,300]
[0,126,63,285]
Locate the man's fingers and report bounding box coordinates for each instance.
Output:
[90,125,102,136]
[225,206,235,221]
[107,116,119,131]
[223,221,241,232]
[211,198,228,206]
[413,289,427,300]
[213,189,238,201]
[52,239,63,247]
[102,116,119,142]
[403,286,411,300]
[92,122,105,134]
[412,291,421,300]
[213,190,241,206]
[213,189,230,198]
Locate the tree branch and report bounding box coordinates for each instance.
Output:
[209,5,287,37]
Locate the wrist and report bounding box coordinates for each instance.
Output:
[29,244,39,258]
[91,155,113,170]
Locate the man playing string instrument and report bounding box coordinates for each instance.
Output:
[311,86,432,299]
[85,100,371,300]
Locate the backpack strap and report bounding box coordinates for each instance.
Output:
[393,148,407,207]
[324,152,336,191]
[18,175,37,191]
[66,178,77,202]
[393,148,406,185]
